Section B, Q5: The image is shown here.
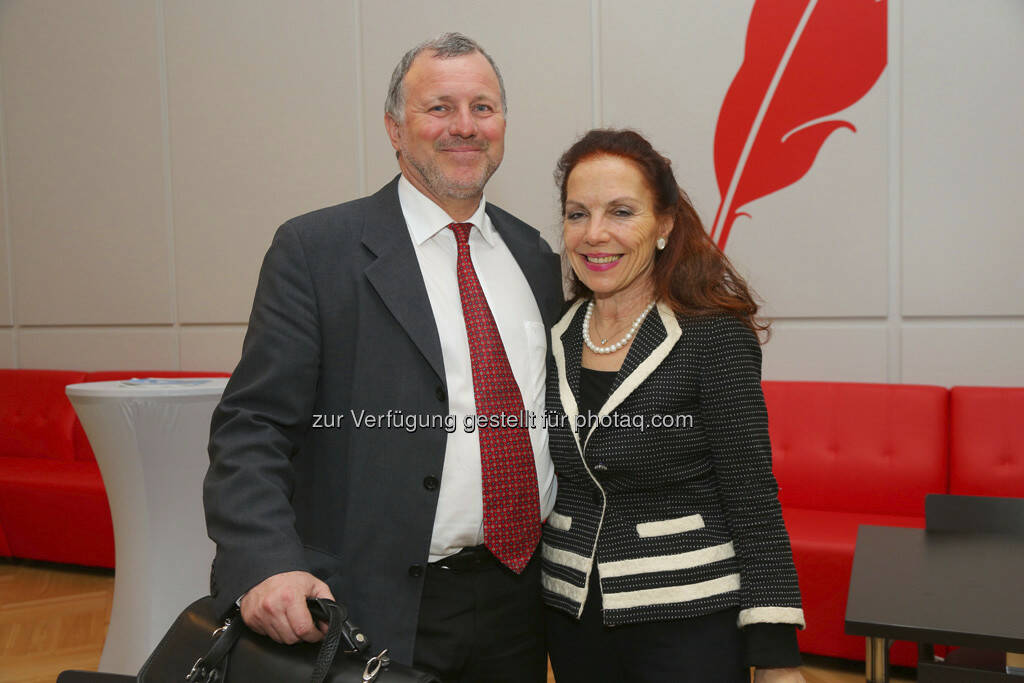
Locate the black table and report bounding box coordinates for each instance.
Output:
[845,525,1024,682]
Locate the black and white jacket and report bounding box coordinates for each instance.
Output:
[541,299,804,631]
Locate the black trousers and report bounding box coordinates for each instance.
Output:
[412,548,546,683]
[546,573,749,683]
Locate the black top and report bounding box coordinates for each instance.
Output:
[578,366,617,419]
[576,367,799,667]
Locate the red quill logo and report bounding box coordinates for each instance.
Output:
[711,0,887,248]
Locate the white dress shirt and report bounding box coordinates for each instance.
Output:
[397,176,556,562]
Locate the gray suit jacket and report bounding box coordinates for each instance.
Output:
[204,177,563,665]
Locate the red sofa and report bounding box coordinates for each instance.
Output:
[764,381,1024,666]
[0,369,229,568]
[2,370,1021,665]
[949,386,1024,497]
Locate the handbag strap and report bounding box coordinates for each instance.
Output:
[185,614,243,682]
[308,597,369,655]
[307,598,344,683]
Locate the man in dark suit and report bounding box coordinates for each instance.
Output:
[204,33,562,682]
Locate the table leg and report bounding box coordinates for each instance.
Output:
[865,637,891,683]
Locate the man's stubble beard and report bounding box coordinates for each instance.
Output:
[402,140,501,201]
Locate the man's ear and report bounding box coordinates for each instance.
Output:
[385,113,401,152]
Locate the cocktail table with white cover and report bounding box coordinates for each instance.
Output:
[66,378,228,675]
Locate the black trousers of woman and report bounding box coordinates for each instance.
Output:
[546,571,749,683]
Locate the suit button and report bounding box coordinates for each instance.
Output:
[423,475,440,491]
[408,564,424,577]
[435,386,446,402]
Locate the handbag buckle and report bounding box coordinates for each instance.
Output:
[185,658,206,682]
[186,656,221,683]
[211,617,232,638]
[362,648,389,682]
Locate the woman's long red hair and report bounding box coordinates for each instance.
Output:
[555,128,768,340]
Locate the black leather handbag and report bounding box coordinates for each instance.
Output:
[137,596,439,683]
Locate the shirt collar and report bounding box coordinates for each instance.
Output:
[398,174,497,247]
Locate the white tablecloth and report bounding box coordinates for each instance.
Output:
[66,378,228,674]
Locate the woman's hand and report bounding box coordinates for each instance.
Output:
[753,667,806,683]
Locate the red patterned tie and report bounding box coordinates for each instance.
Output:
[449,222,540,573]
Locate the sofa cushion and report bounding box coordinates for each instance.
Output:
[950,386,1024,497]
[764,381,949,516]
[0,369,86,461]
[783,507,925,665]
[0,457,114,567]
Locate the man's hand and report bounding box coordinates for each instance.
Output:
[239,571,334,644]
[753,667,806,683]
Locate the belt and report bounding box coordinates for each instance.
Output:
[430,545,497,572]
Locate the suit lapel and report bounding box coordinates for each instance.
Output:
[488,205,562,328]
[361,177,445,382]
[551,299,586,455]
[599,302,681,417]
[553,300,682,450]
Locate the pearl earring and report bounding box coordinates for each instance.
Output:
[656,237,666,250]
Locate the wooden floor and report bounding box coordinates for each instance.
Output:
[0,560,113,683]
[0,559,915,682]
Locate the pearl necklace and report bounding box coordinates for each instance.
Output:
[583,300,657,354]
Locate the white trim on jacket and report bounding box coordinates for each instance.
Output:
[598,541,735,578]
[546,511,572,531]
[543,302,805,629]
[635,513,705,537]
[738,606,807,629]
[603,574,741,610]
[593,302,682,422]
[549,298,602,617]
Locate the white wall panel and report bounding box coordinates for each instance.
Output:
[0,0,173,325]
[902,0,1024,316]
[0,1,1018,384]
[179,327,246,372]
[601,1,752,220]
[902,324,1024,387]
[0,174,10,325]
[18,329,178,371]
[360,0,592,247]
[603,1,888,319]
[0,330,13,368]
[761,322,888,382]
[165,1,362,323]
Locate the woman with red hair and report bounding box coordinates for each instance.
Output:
[541,129,804,682]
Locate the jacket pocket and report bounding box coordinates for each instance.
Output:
[635,513,704,537]
[547,511,572,531]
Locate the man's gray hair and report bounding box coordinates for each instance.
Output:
[385,32,507,122]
